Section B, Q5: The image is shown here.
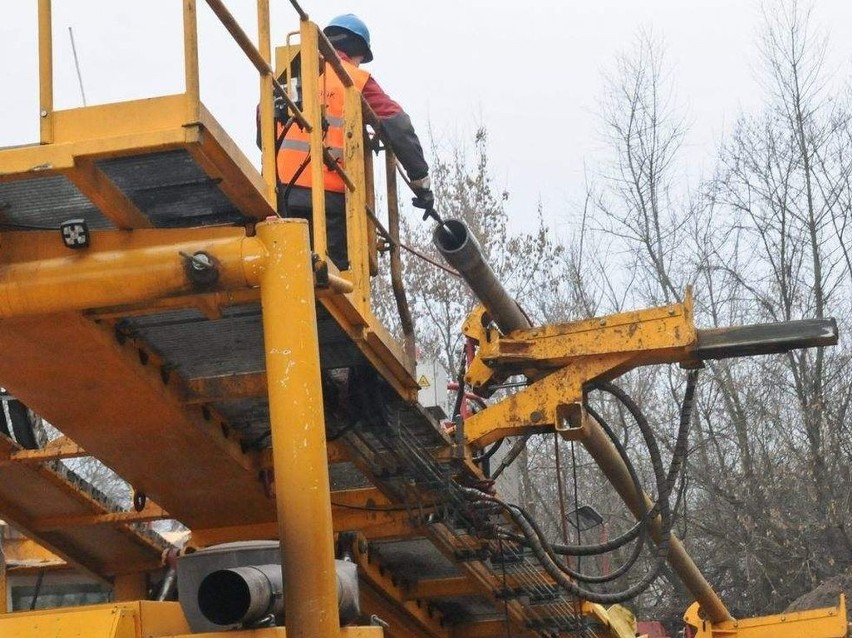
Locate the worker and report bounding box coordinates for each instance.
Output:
[275,14,433,269]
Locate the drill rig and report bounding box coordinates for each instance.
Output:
[0,2,847,638]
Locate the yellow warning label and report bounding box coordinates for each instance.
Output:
[418,375,431,388]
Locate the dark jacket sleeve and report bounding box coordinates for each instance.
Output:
[361,77,429,181]
[380,112,429,181]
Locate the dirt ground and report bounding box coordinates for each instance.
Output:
[785,569,852,618]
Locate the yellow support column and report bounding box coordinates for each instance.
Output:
[300,21,328,264]
[38,0,54,144]
[0,533,6,614]
[257,0,277,205]
[182,0,200,124]
[343,87,369,312]
[257,218,340,638]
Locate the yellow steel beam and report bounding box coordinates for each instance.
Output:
[462,366,581,447]
[65,157,153,229]
[187,104,276,215]
[50,94,189,143]
[30,502,170,533]
[0,228,264,318]
[425,524,544,638]
[0,601,385,638]
[0,431,167,582]
[185,371,269,404]
[258,439,349,466]
[0,313,270,531]
[450,620,507,638]
[462,297,696,445]
[2,536,62,565]
[351,534,451,638]
[684,595,847,638]
[86,288,262,321]
[1,436,87,465]
[0,602,191,637]
[360,582,432,638]
[189,499,424,547]
[403,576,473,601]
[258,218,340,638]
[462,296,696,395]
[1,94,274,219]
[473,297,696,370]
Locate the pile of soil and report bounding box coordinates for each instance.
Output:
[785,569,852,619]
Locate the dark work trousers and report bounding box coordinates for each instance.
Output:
[278,186,349,271]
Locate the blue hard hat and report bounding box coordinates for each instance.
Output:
[324,14,373,63]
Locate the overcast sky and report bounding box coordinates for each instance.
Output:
[2,1,852,234]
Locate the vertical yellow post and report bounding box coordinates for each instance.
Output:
[343,87,369,311]
[257,0,277,206]
[363,139,379,277]
[37,0,54,144]
[183,0,201,123]
[0,531,7,614]
[258,218,340,638]
[300,21,328,263]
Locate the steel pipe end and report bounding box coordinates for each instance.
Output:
[433,218,470,253]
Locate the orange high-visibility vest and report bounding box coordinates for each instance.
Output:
[276,59,370,193]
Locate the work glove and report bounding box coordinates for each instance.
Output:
[273,95,288,122]
[410,176,436,220]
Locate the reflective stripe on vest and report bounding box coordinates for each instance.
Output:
[277,60,370,193]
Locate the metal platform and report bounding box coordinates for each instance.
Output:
[0,88,627,636]
[0,95,273,231]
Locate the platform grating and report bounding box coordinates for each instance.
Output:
[0,174,114,230]
[97,150,247,228]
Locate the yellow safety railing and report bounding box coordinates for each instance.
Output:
[190,0,414,334]
[34,0,415,356]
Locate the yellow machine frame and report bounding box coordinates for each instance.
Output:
[0,2,846,638]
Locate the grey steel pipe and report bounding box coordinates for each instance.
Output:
[196,561,360,627]
[198,564,284,626]
[433,218,732,620]
[574,413,733,623]
[433,219,530,334]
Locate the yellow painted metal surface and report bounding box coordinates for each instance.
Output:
[0,430,166,580]
[257,0,277,205]
[463,295,697,392]
[351,533,450,638]
[0,601,189,638]
[258,219,340,638]
[684,595,848,637]
[3,535,62,565]
[300,19,328,263]
[168,629,383,638]
[343,85,370,314]
[463,296,699,447]
[4,4,815,637]
[0,535,6,614]
[38,0,53,144]
[0,228,264,318]
[0,313,271,533]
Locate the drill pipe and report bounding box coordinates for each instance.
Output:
[433,219,529,334]
[433,217,733,621]
[575,413,733,623]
